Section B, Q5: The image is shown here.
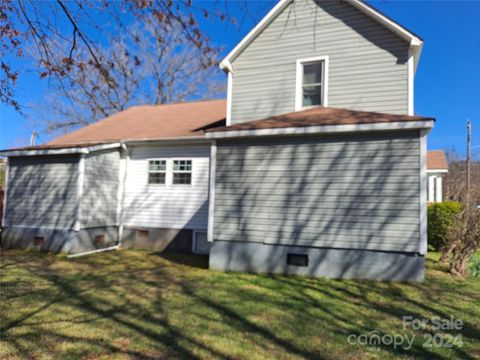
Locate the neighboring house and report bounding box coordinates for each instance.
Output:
[0,0,435,281]
[427,150,448,203]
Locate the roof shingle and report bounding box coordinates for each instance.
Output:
[47,99,226,147]
[427,150,448,170]
[207,107,434,133]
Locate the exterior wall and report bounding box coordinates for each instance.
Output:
[1,226,117,253]
[123,144,210,230]
[4,155,79,228]
[80,149,120,228]
[2,152,120,254]
[229,0,410,124]
[213,131,421,253]
[209,241,424,281]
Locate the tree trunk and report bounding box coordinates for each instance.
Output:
[450,245,475,276]
[440,239,460,264]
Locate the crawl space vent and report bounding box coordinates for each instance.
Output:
[94,234,106,247]
[33,236,45,247]
[287,253,309,267]
[138,229,149,237]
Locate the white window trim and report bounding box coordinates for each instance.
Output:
[295,56,329,111]
[171,158,193,186]
[147,158,167,186]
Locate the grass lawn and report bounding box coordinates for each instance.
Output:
[0,249,478,360]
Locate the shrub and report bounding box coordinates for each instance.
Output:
[469,256,480,278]
[428,201,462,250]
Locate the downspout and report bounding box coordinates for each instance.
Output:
[1,158,10,228]
[74,154,86,231]
[117,142,129,246]
[68,244,120,258]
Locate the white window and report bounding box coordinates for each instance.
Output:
[295,56,329,110]
[173,160,192,185]
[148,159,166,184]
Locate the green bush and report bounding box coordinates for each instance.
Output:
[427,201,462,250]
[469,253,480,278]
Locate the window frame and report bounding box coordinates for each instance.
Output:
[147,158,167,185]
[171,158,193,186]
[295,55,329,111]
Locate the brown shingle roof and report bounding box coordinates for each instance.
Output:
[427,150,448,170]
[208,107,434,132]
[47,99,226,147]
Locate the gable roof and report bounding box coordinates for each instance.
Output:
[46,99,226,147]
[208,106,434,133]
[220,0,423,72]
[427,150,448,171]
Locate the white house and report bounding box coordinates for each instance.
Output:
[427,150,448,203]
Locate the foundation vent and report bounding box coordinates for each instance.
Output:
[138,229,150,238]
[33,236,45,247]
[94,234,106,247]
[287,253,309,267]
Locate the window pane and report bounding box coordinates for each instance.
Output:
[173,160,192,171]
[149,160,166,171]
[173,173,192,185]
[303,62,322,85]
[303,85,322,106]
[148,172,165,184]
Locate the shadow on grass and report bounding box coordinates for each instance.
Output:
[1,250,478,360]
[152,252,209,269]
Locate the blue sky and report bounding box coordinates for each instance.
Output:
[0,0,479,157]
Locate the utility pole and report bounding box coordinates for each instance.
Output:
[466,119,471,203]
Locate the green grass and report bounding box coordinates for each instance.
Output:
[0,250,479,360]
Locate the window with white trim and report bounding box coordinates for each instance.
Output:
[148,159,166,184]
[301,60,324,107]
[172,160,192,185]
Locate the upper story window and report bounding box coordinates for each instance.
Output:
[148,159,166,184]
[295,56,329,111]
[173,160,192,185]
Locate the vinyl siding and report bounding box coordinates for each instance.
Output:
[80,149,120,228]
[213,131,421,252]
[5,155,79,228]
[230,0,410,124]
[123,145,210,230]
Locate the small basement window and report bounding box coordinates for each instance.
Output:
[138,229,149,237]
[172,160,192,185]
[94,234,106,247]
[148,159,166,184]
[287,253,309,267]
[33,236,45,247]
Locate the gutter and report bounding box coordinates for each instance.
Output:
[1,142,122,157]
[206,120,435,140]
